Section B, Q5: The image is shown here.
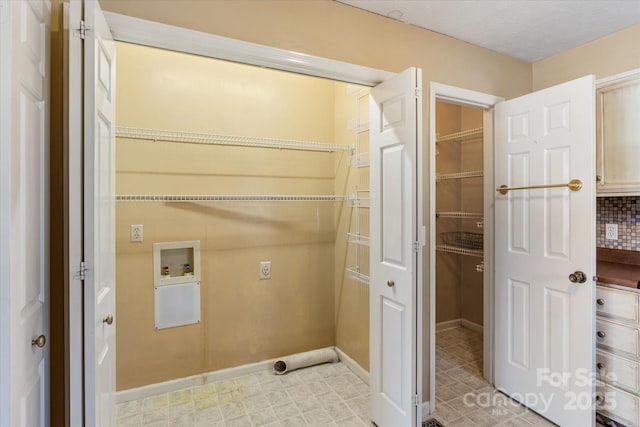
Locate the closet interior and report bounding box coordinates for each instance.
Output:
[434,101,486,399]
[113,42,371,426]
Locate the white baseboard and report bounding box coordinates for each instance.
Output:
[461,319,483,334]
[334,346,369,385]
[116,346,366,403]
[436,318,483,334]
[422,400,431,418]
[435,319,462,331]
[116,355,277,403]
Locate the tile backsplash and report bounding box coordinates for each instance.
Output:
[597,197,640,251]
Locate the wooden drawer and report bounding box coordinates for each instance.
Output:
[596,318,640,359]
[597,348,640,394]
[597,381,640,427]
[597,286,639,323]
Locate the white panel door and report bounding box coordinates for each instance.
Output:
[494,75,596,427]
[370,68,422,427]
[0,1,50,426]
[83,0,117,425]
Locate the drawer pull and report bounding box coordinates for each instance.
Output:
[597,331,606,338]
[596,298,604,306]
[596,362,605,370]
[596,394,605,404]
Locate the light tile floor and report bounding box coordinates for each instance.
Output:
[430,326,557,426]
[117,327,562,427]
[116,362,370,427]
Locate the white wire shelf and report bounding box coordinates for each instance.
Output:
[436,127,483,143]
[436,244,484,258]
[350,152,370,167]
[116,126,354,153]
[436,212,483,219]
[116,194,348,203]
[346,267,370,285]
[436,171,483,181]
[348,233,370,247]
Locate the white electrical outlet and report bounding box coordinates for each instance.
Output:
[605,223,618,240]
[130,224,143,242]
[260,261,271,280]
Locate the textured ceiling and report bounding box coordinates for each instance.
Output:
[337,0,640,62]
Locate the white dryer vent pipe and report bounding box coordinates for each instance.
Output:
[273,348,339,375]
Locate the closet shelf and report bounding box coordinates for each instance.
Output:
[116,194,348,203]
[436,211,483,219]
[436,171,483,181]
[348,233,370,247]
[436,244,483,258]
[116,126,354,153]
[436,127,483,143]
[346,267,370,285]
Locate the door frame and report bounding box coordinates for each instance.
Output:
[427,82,503,412]
[69,10,423,425]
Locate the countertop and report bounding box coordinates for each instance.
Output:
[597,248,640,289]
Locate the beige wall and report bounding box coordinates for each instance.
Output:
[333,85,370,370]
[533,24,640,90]
[115,42,348,389]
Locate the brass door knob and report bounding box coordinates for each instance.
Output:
[103,314,114,325]
[387,280,395,288]
[569,271,587,283]
[597,362,605,370]
[31,335,46,348]
[597,331,606,338]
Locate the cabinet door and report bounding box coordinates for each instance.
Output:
[597,73,640,196]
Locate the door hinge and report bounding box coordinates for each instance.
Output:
[75,20,88,39]
[413,241,421,253]
[414,87,421,99]
[77,261,87,281]
[412,393,421,407]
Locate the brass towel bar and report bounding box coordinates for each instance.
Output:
[496,179,583,195]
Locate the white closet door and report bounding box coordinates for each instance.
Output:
[494,75,596,427]
[0,1,51,426]
[370,67,422,427]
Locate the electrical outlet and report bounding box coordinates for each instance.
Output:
[130,224,143,242]
[605,223,618,240]
[260,261,271,280]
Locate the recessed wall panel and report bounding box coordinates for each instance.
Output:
[508,279,530,369]
[544,102,571,136]
[21,89,44,308]
[98,42,112,100]
[381,145,405,267]
[381,96,405,132]
[508,152,530,254]
[381,296,405,412]
[508,112,529,142]
[544,147,571,260]
[544,289,570,388]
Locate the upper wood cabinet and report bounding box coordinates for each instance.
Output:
[596,70,640,196]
